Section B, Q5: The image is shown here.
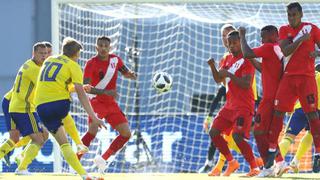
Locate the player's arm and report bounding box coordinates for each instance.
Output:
[119,65,137,80]
[220,69,252,89]
[207,58,224,83]
[239,27,262,71]
[279,32,310,57]
[83,76,118,98]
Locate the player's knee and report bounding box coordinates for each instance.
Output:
[120,130,131,138]
[42,131,49,142]
[9,130,20,143]
[283,133,295,143]
[232,133,243,144]
[209,128,219,138]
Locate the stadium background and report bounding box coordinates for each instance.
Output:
[0,0,315,173]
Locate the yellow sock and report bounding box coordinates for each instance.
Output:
[279,136,293,157]
[15,136,31,148]
[60,143,86,176]
[226,134,240,153]
[295,131,313,160]
[0,139,15,159]
[63,114,82,145]
[214,153,226,171]
[18,143,40,170]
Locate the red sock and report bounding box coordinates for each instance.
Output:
[78,132,96,159]
[254,133,269,164]
[268,114,284,150]
[236,138,256,169]
[309,118,320,153]
[211,135,233,161]
[102,135,130,160]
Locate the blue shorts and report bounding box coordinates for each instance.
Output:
[10,112,43,137]
[37,100,70,134]
[286,108,310,136]
[2,98,16,131]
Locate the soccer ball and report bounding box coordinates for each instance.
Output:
[152,71,173,93]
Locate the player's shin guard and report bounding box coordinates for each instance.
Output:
[279,136,293,158]
[295,131,312,160]
[0,139,15,159]
[268,114,284,150]
[309,119,320,153]
[254,133,269,164]
[211,135,233,161]
[102,135,130,161]
[18,143,40,170]
[60,143,86,176]
[63,115,82,145]
[235,138,257,169]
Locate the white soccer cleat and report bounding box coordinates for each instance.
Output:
[82,174,104,180]
[275,161,289,177]
[15,169,31,175]
[77,144,89,155]
[257,167,276,177]
[94,155,107,173]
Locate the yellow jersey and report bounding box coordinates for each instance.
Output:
[4,89,13,100]
[34,55,83,105]
[9,59,41,113]
[294,71,320,109]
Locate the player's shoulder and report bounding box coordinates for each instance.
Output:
[303,22,318,27]
[110,54,122,61]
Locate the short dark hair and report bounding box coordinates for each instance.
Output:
[316,64,320,72]
[62,37,83,57]
[287,2,302,12]
[33,42,46,52]
[42,41,52,48]
[96,36,111,44]
[227,30,240,39]
[261,25,278,33]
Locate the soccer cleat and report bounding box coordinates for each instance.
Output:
[3,154,11,167]
[208,167,221,176]
[289,160,299,173]
[82,175,104,180]
[94,155,107,173]
[275,161,289,177]
[313,154,320,173]
[257,167,275,177]
[198,161,213,173]
[222,160,239,176]
[255,157,264,168]
[15,169,31,175]
[77,144,89,155]
[246,168,260,177]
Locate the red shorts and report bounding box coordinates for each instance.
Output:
[211,106,253,139]
[254,98,274,132]
[275,75,318,113]
[89,98,128,129]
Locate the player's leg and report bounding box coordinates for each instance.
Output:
[62,113,89,155]
[232,111,259,177]
[266,76,297,169]
[297,76,320,172]
[209,108,239,176]
[198,141,216,173]
[37,100,90,178]
[290,131,312,173]
[11,112,45,174]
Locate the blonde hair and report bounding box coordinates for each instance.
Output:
[62,37,83,57]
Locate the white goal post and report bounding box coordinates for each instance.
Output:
[51,0,320,173]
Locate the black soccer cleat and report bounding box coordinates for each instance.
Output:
[313,154,320,173]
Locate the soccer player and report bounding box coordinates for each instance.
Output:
[265,2,320,173]
[35,37,104,179]
[79,36,136,172]
[6,42,48,174]
[208,31,259,177]
[279,65,320,173]
[239,25,287,177]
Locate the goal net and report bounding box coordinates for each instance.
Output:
[52,0,320,173]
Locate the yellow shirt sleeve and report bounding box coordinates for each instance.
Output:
[70,62,83,85]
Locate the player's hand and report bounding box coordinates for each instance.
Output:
[238,26,246,36]
[104,89,118,98]
[92,117,107,129]
[203,116,213,133]
[83,84,93,93]
[127,71,137,80]
[310,51,320,58]
[207,58,215,66]
[219,68,230,78]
